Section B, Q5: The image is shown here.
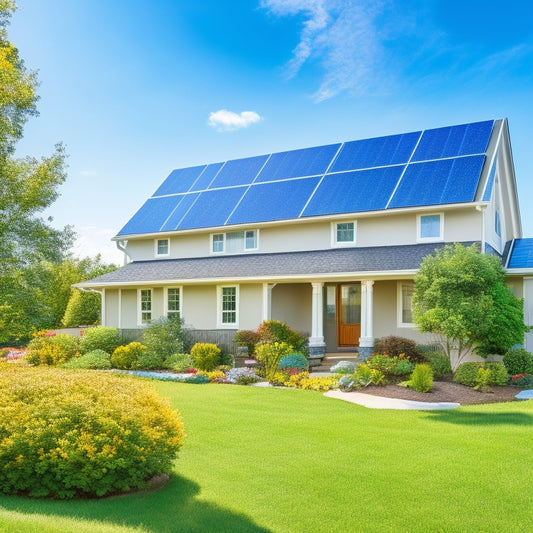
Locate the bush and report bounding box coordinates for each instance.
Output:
[255,341,293,381]
[374,336,424,362]
[233,330,261,356]
[163,353,194,372]
[111,342,147,369]
[503,348,533,376]
[484,362,509,386]
[390,359,415,376]
[142,316,185,361]
[425,351,452,377]
[367,354,399,375]
[137,351,165,370]
[453,362,481,387]
[257,320,306,352]
[26,333,80,366]
[61,350,111,369]
[354,364,385,387]
[286,372,338,392]
[0,366,185,498]
[225,367,261,384]
[80,327,121,355]
[511,374,533,388]
[190,343,221,372]
[278,353,308,370]
[454,362,509,388]
[408,364,433,392]
[330,360,356,374]
[474,367,492,392]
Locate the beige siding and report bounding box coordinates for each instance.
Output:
[239,284,263,330]
[121,289,138,328]
[104,289,119,328]
[182,285,217,329]
[271,283,311,336]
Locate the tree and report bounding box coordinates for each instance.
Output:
[413,243,528,371]
[0,3,74,343]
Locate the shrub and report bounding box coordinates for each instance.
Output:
[26,333,80,366]
[0,366,185,498]
[257,320,306,352]
[80,327,121,355]
[190,343,221,372]
[61,349,111,369]
[453,362,481,387]
[163,353,194,372]
[142,316,185,360]
[255,341,293,381]
[454,362,509,388]
[353,364,385,387]
[425,351,452,377]
[233,330,261,356]
[225,367,261,384]
[278,353,308,370]
[111,342,147,370]
[511,374,533,388]
[367,354,399,375]
[137,351,165,370]
[286,372,338,392]
[330,360,356,374]
[390,359,415,376]
[374,336,424,362]
[474,367,492,392]
[484,362,509,386]
[503,348,533,376]
[408,364,433,392]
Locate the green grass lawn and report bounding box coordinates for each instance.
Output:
[1,382,532,532]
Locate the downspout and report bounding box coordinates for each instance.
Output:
[476,205,487,253]
[116,239,130,265]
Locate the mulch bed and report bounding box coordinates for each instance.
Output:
[355,380,522,405]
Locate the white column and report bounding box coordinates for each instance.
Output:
[101,288,106,326]
[359,280,374,359]
[309,282,325,355]
[118,289,122,329]
[262,283,276,322]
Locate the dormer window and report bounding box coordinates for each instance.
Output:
[211,230,259,254]
[417,214,443,242]
[155,238,169,257]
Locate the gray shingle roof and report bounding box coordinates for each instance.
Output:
[78,242,476,287]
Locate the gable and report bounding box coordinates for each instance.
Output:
[117,120,496,238]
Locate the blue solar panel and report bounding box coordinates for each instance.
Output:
[228,177,321,225]
[482,157,497,202]
[178,187,248,229]
[302,166,405,217]
[160,193,200,231]
[508,239,533,269]
[255,143,341,183]
[330,132,421,173]
[388,155,485,208]
[153,165,206,196]
[208,154,269,189]
[412,120,493,162]
[117,196,183,236]
[189,162,224,192]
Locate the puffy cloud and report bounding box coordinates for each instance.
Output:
[71,227,124,265]
[208,109,263,131]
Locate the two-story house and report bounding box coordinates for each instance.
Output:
[76,118,533,362]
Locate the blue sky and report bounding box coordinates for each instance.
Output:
[9,0,533,263]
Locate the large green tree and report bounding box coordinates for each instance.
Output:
[0,2,74,343]
[413,243,528,370]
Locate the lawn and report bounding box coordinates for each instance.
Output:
[0,382,532,532]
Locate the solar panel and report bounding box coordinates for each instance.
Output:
[117,196,183,236]
[508,239,533,268]
[388,155,485,208]
[412,120,493,162]
[178,187,248,229]
[255,143,341,183]
[153,165,206,196]
[160,193,200,231]
[208,154,269,189]
[482,157,497,202]
[302,166,405,217]
[189,162,224,192]
[330,132,421,173]
[228,177,321,225]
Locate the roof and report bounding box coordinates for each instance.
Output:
[117,120,497,238]
[507,238,533,269]
[77,242,475,288]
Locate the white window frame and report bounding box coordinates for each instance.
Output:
[331,221,357,247]
[417,213,444,242]
[210,230,259,255]
[155,238,170,257]
[137,288,153,326]
[397,281,415,328]
[217,285,239,328]
[164,286,182,318]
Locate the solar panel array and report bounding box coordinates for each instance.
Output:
[508,239,533,269]
[117,120,495,236]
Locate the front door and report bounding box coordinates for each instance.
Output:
[337,284,361,346]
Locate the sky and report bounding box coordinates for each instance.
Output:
[8,0,533,264]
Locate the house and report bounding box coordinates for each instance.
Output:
[76,118,533,362]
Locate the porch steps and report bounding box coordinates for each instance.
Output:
[310,353,362,374]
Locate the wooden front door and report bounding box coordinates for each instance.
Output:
[337,284,361,346]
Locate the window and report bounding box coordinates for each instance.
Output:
[332,221,356,247]
[397,282,415,327]
[495,210,501,238]
[166,287,181,318]
[217,285,239,327]
[155,238,169,257]
[417,214,443,242]
[211,230,258,254]
[139,289,152,325]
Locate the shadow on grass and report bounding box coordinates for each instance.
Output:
[425,409,533,426]
[0,473,272,533]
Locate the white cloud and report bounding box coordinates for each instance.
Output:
[208,109,263,131]
[70,227,125,265]
[261,0,387,101]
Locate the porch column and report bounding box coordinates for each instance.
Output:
[262,283,276,322]
[309,282,326,360]
[101,288,106,327]
[359,280,374,360]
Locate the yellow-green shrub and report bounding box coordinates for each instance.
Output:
[286,371,339,392]
[26,333,79,366]
[255,341,293,381]
[111,342,146,369]
[190,343,221,372]
[0,366,185,498]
